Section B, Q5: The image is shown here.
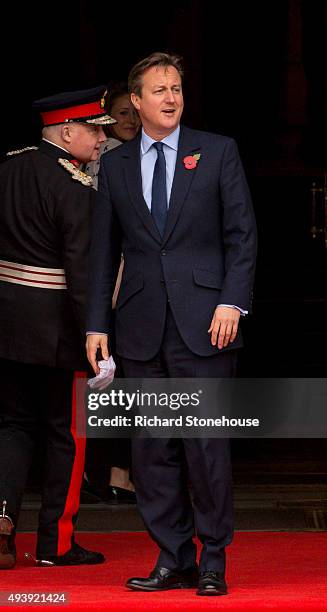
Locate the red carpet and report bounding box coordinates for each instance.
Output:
[0,532,327,611]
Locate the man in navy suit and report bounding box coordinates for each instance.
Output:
[86,52,257,595]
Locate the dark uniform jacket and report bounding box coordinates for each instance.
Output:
[87,125,257,361]
[0,139,93,369]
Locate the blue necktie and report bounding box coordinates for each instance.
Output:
[151,142,168,237]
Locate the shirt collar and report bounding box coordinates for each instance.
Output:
[141,125,180,155]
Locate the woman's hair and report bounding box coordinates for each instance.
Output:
[105,81,129,114]
[103,81,130,138]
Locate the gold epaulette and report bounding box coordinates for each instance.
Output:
[58,158,93,186]
[6,146,38,156]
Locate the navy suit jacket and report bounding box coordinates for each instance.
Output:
[87,125,257,360]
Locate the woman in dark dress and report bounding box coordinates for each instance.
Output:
[83,82,140,504]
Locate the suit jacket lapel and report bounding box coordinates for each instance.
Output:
[122,135,162,244]
[162,126,202,246]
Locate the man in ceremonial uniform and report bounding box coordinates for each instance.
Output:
[0,86,116,568]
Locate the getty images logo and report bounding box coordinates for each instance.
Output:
[87,389,203,411]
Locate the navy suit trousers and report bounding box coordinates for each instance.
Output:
[121,306,236,572]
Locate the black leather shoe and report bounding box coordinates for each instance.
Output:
[197,571,227,596]
[37,543,105,566]
[126,566,198,591]
[79,478,102,504]
[0,510,16,570]
[105,485,136,505]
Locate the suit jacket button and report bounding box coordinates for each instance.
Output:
[160,278,165,284]
[161,250,166,256]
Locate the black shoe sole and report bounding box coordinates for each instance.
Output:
[53,558,105,566]
[79,493,102,504]
[37,554,105,567]
[197,588,227,596]
[127,582,196,592]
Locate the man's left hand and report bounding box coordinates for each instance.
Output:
[208,306,240,350]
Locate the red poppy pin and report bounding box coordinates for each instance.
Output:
[183,153,201,170]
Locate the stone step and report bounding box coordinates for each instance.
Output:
[17,484,327,532]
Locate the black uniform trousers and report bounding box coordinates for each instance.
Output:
[0,359,85,558]
[121,306,236,574]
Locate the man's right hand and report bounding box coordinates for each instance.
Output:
[86,334,109,374]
